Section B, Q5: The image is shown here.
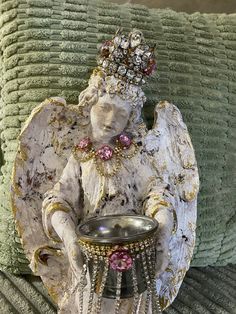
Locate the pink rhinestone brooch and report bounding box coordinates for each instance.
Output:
[117,133,132,148]
[97,145,114,161]
[77,137,92,151]
[109,249,133,272]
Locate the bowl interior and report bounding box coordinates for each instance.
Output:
[77,215,158,244]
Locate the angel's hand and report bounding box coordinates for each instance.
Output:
[51,211,85,280]
[64,238,85,281]
[151,209,173,276]
[155,236,170,276]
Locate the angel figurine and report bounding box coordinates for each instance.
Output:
[11,29,199,313]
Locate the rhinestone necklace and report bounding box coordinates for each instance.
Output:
[72,133,139,177]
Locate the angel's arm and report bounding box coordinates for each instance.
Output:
[42,154,81,244]
[143,175,175,274]
[144,176,174,236]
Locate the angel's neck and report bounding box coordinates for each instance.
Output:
[90,134,114,149]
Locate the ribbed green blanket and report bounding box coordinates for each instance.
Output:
[0,265,236,313]
[0,0,235,274]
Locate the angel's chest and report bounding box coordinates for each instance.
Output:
[80,155,151,205]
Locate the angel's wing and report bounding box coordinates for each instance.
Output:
[144,100,199,309]
[11,97,86,302]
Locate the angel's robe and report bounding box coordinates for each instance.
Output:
[41,145,174,313]
[12,98,198,313]
[42,147,174,244]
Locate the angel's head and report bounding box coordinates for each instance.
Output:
[78,71,146,143]
[90,93,132,142]
[77,29,157,143]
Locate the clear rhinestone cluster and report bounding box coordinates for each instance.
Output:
[97,29,156,87]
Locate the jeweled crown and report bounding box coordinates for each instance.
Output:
[97,29,156,86]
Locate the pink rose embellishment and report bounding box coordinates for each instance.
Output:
[109,249,133,272]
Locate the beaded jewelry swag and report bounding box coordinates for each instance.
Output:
[73,133,138,177]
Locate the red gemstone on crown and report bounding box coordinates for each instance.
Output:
[77,137,92,151]
[97,145,113,161]
[143,58,157,76]
[118,133,132,148]
[100,40,113,57]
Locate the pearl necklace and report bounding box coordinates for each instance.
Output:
[72,133,139,177]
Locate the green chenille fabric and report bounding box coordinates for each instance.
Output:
[0,265,236,314]
[0,0,235,274]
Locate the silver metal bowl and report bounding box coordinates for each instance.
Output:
[77,214,158,244]
[77,215,158,299]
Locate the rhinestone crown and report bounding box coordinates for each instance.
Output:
[97,28,157,86]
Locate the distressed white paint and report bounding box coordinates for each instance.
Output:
[12,93,199,313]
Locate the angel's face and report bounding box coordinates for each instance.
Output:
[90,94,131,143]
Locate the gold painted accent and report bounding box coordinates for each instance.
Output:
[185,191,195,201]
[11,158,23,197]
[11,195,28,250]
[44,203,70,242]
[93,67,104,78]
[148,200,170,218]
[150,205,161,218]
[184,186,198,202]
[159,296,170,311]
[118,142,139,159]
[11,196,18,217]
[183,161,194,169]
[15,220,27,248]
[188,222,196,232]
[68,104,83,115]
[19,143,28,161]
[165,267,174,274]
[51,136,63,155]
[158,100,168,109]
[152,195,160,201]
[170,268,187,286]
[14,218,24,241]
[44,283,60,304]
[172,209,178,234]
[159,200,170,207]
[45,202,70,215]
[47,98,65,107]
[31,104,44,115]
[19,104,44,140]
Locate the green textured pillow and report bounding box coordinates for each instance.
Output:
[1,265,236,313]
[0,0,235,274]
